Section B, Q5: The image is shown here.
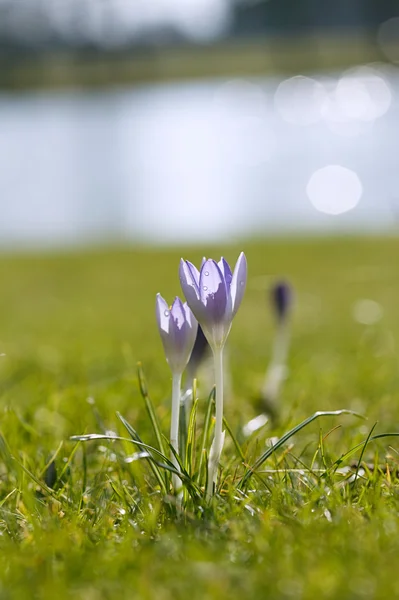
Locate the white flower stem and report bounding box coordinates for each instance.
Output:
[206,345,224,498]
[262,320,290,411]
[171,372,182,492]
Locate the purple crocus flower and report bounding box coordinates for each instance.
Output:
[156,294,198,375]
[179,252,247,350]
[271,281,292,322]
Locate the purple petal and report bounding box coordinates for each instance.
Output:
[218,257,233,290]
[157,294,198,374]
[183,302,194,327]
[230,252,247,316]
[179,259,208,323]
[183,260,200,290]
[168,306,197,371]
[155,293,170,334]
[184,307,198,355]
[199,259,227,323]
[179,260,200,300]
[170,296,186,329]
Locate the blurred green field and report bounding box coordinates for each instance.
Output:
[1,33,389,90]
[1,235,399,599]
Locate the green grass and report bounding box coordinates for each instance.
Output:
[1,235,399,599]
[2,32,391,91]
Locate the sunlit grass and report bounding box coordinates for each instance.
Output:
[1,34,386,91]
[1,235,399,598]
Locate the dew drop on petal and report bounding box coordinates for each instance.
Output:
[164,310,170,317]
[203,286,208,291]
[204,271,209,276]
[240,281,245,286]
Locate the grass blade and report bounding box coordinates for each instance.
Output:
[185,398,198,477]
[352,422,378,487]
[330,432,399,472]
[116,412,168,492]
[12,457,59,500]
[223,416,246,462]
[239,409,363,489]
[137,362,166,456]
[197,386,215,483]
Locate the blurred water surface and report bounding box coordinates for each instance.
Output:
[0,65,398,248]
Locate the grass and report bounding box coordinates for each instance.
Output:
[1,235,399,599]
[1,31,391,91]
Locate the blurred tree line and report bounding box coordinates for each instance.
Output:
[233,0,399,35]
[0,0,398,88]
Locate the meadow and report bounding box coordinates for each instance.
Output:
[1,235,399,599]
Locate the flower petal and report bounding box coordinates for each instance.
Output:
[171,296,186,329]
[155,293,170,334]
[157,294,198,374]
[199,259,227,323]
[218,257,233,290]
[181,260,200,291]
[179,259,208,323]
[230,252,247,316]
[184,306,198,357]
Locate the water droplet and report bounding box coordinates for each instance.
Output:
[240,281,245,286]
[164,310,170,317]
[203,286,208,291]
[204,271,209,276]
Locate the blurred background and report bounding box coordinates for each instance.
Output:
[1,0,399,249]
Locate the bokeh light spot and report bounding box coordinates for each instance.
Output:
[353,299,383,325]
[335,67,392,122]
[274,76,327,125]
[306,165,362,215]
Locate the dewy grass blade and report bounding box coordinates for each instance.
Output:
[168,443,197,483]
[72,429,193,491]
[197,387,215,483]
[116,412,142,441]
[0,488,18,509]
[352,422,378,487]
[12,457,60,500]
[38,441,64,480]
[137,362,166,456]
[239,409,363,489]
[185,398,198,477]
[57,441,81,484]
[223,416,246,463]
[0,432,14,472]
[116,412,168,492]
[330,432,399,472]
[79,443,87,511]
[183,379,198,474]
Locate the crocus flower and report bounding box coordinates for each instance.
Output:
[271,281,292,322]
[179,252,247,498]
[261,281,293,423]
[156,294,198,375]
[179,252,247,351]
[156,294,198,492]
